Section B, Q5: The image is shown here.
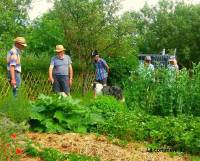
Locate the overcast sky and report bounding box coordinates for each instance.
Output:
[29,0,200,20]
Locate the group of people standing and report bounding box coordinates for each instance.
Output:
[6,36,179,97]
[6,37,110,97]
[138,55,179,80]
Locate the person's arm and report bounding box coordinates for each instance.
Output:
[105,63,109,72]
[10,65,16,87]
[102,59,110,76]
[9,53,17,87]
[48,66,54,84]
[69,64,73,87]
[48,58,54,84]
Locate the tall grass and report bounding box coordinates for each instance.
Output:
[0,86,31,123]
[125,63,200,116]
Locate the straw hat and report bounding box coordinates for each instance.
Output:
[14,37,27,47]
[55,45,66,52]
[169,56,176,62]
[145,56,151,61]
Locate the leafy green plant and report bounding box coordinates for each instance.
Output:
[88,95,125,118]
[29,95,114,133]
[29,94,91,133]
[95,110,200,154]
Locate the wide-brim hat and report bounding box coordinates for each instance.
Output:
[169,56,176,62]
[145,56,151,61]
[14,37,27,47]
[55,45,66,52]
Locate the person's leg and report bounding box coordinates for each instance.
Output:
[60,75,70,96]
[93,80,99,98]
[101,78,107,86]
[53,75,61,93]
[13,72,21,97]
[7,71,21,97]
[93,79,106,98]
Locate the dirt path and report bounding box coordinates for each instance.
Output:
[21,132,190,161]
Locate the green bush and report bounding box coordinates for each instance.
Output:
[95,111,200,154]
[88,95,125,118]
[29,94,125,133]
[29,94,112,133]
[21,53,51,72]
[0,53,50,74]
[107,54,137,88]
[125,63,200,116]
[29,94,91,133]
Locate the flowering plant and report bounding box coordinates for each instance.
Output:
[0,113,28,160]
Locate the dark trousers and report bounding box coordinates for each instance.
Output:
[95,78,107,85]
[53,75,70,94]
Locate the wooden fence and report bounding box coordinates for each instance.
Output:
[0,72,95,99]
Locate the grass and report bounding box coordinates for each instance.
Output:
[0,87,31,123]
[189,155,200,161]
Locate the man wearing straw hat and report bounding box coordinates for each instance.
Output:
[167,56,179,81]
[48,45,73,96]
[7,37,27,96]
[168,56,179,71]
[138,56,154,75]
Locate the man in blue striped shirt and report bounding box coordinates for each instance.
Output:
[91,50,109,97]
[7,37,27,96]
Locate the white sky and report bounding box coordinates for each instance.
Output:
[29,0,200,20]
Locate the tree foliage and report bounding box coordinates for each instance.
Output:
[133,0,200,68]
[0,0,30,51]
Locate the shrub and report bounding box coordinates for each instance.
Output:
[29,94,114,133]
[106,53,137,88]
[125,63,200,116]
[0,53,51,73]
[29,94,91,133]
[95,111,200,154]
[88,95,125,118]
[29,94,125,133]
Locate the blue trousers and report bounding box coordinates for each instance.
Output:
[53,75,70,94]
[8,71,21,97]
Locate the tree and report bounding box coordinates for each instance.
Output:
[133,0,200,68]
[0,0,30,51]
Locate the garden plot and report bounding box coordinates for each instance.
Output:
[23,132,189,161]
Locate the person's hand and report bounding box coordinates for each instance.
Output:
[11,79,16,87]
[48,77,54,84]
[69,78,73,87]
[107,70,110,78]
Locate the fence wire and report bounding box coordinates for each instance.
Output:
[0,72,95,99]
